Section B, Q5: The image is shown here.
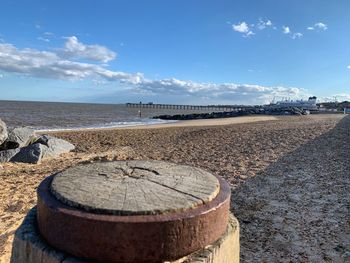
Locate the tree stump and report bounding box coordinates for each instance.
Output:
[11,160,239,263]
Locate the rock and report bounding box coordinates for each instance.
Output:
[0,143,47,164]
[0,148,20,162]
[36,135,75,158]
[11,143,47,164]
[2,127,37,149]
[0,119,8,145]
[0,135,74,163]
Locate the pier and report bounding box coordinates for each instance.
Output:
[126,102,252,112]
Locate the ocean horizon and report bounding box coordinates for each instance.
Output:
[0,100,212,131]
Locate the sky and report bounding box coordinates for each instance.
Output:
[0,0,349,105]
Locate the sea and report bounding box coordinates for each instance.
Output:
[0,100,209,131]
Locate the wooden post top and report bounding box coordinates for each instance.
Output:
[51,160,220,215]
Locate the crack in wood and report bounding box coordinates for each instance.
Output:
[97,173,108,178]
[121,182,128,211]
[131,166,160,175]
[145,177,206,204]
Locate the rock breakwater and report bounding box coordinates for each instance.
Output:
[153,107,308,121]
[0,119,75,164]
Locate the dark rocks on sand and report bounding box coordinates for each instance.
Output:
[0,143,45,164]
[0,148,20,163]
[0,119,8,145]
[10,143,46,164]
[153,107,309,121]
[0,121,75,163]
[2,127,37,149]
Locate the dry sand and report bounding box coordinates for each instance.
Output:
[0,114,349,262]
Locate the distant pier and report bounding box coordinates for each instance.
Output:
[126,102,252,112]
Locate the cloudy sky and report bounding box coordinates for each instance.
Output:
[0,0,349,104]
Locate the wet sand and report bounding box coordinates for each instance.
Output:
[0,114,348,262]
[48,115,278,132]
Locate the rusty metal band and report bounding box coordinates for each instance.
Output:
[37,174,230,263]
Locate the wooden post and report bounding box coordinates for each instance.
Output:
[11,208,239,263]
[11,161,240,263]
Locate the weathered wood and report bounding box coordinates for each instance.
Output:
[10,208,67,263]
[37,173,230,262]
[51,160,220,215]
[11,208,239,263]
[170,215,240,263]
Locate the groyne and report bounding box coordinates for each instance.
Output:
[153,107,308,120]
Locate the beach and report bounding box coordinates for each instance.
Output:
[0,114,349,262]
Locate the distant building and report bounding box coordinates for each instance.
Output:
[274,96,318,110]
[344,108,350,114]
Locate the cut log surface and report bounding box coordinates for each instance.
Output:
[51,160,220,215]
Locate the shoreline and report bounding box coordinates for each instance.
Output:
[41,115,279,133]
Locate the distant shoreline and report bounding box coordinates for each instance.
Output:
[42,116,279,133]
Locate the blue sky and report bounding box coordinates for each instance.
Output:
[0,0,349,104]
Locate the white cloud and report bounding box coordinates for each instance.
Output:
[307,22,328,31]
[282,26,291,34]
[257,19,273,30]
[322,93,350,102]
[231,20,326,39]
[37,36,50,42]
[44,32,54,36]
[232,22,249,33]
[282,26,302,39]
[138,78,302,100]
[0,38,309,104]
[314,22,328,30]
[335,93,350,101]
[133,78,305,104]
[60,36,116,63]
[232,22,254,36]
[0,41,131,81]
[292,32,303,39]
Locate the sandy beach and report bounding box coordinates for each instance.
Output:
[0,114,349,262]
[47,115,279,132]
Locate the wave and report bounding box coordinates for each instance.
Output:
[35,119,178,132]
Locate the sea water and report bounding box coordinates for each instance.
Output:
[0,100,208,131]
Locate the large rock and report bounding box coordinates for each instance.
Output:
[0,119,8,145]
[2,127,37,149]
[11,143,46,164]
[36,135,75,158]
[0,143,47,164]
[0,135,74,163]
[0,148,20,163]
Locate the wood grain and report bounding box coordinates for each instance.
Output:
[51,160,220,215]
